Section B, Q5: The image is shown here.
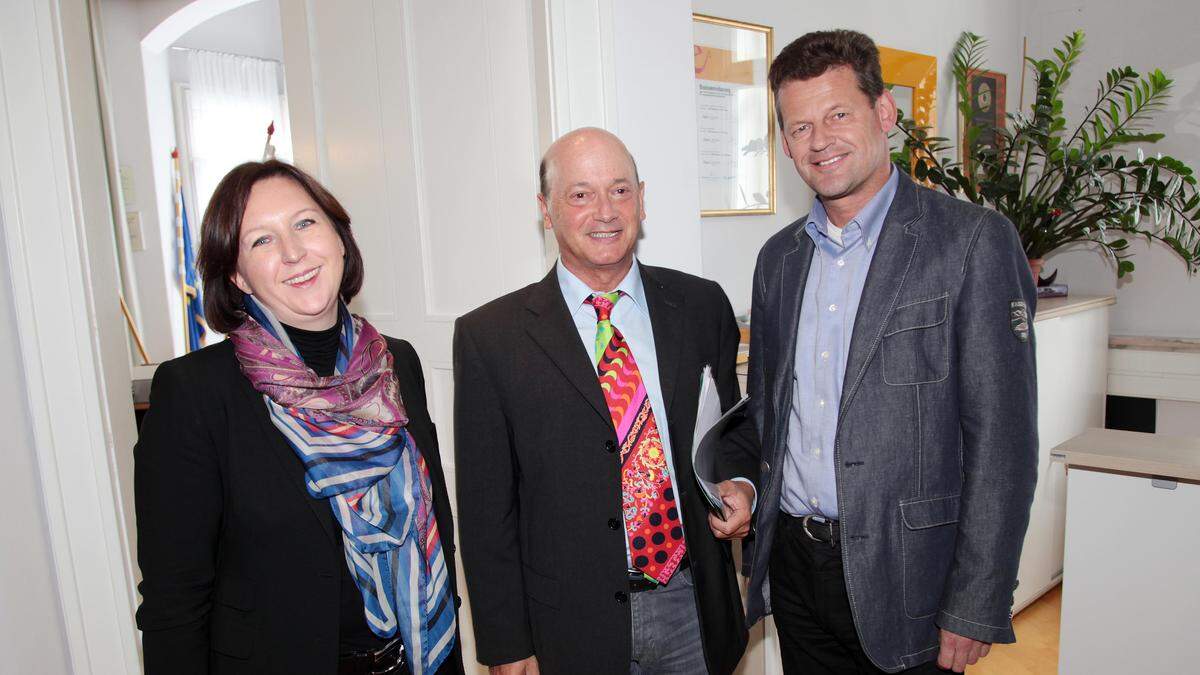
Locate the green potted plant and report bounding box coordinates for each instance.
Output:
[892,31,1200,281]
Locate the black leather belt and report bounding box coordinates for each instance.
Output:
[338,637,408,675]
[799,514,840,546]
[627,558,690,593]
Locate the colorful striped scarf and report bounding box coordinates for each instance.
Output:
[229,296,455,674]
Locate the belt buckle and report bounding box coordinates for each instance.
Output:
[371,638,407,675]
[801,515,833,547]
[627,568,659,593]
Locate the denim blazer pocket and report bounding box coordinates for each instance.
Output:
[898,494,960,619]
[883,294,950,386]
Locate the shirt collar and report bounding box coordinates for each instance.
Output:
[804,166,898,252]
[556,258,647,317]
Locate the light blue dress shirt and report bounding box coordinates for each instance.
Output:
[781,168,899,520]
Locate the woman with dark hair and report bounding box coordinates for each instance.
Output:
[134,160,462,675]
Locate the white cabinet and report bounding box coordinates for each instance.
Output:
[1014,297,1112,611]
[1055,430,1200,674]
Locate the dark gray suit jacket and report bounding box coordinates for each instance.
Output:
[453,264,758,675]
[741,173,1038,672]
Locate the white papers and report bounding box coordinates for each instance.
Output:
[692,365,749,520]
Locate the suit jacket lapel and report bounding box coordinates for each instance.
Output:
[238,378,340,546]
[839,174,924,416]
[523,269,612,425]
[641,265,684,416]
[775,226,814,418]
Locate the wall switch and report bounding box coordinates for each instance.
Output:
[126,211,145,251]
[118,165,136,205]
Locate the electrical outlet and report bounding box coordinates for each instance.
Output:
[127,211,145,251]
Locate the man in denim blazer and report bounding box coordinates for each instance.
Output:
[739,30,1038,673]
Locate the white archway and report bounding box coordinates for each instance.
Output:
[133,0,267,358]
[143,0,261,51]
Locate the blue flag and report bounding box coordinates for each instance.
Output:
[180,189,206,352]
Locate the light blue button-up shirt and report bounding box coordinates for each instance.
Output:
[781,168,898,520]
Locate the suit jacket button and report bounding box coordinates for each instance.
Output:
[607,518,621,530]
[604,440,617,453]
[761,460,770,473]
[614,591,628,604]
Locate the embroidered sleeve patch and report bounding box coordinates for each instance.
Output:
[1010,300,1030,342]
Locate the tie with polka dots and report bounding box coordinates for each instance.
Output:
[588,292,686,584]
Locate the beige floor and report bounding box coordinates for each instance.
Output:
[972,584,1062,674]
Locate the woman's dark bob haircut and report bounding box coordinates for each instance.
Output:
[197,160,364,333]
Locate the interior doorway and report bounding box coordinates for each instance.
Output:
[100,0,293,369]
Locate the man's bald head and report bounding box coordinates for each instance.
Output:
[539,127,640,198]
[535,126,646,292]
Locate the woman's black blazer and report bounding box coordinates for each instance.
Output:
[134,336,463,674]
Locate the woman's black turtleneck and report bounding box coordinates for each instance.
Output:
[282,321,342,377]
[280,320,388,653]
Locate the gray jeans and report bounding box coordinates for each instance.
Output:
[629,567,707,674]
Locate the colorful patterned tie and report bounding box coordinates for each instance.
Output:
[588,292,686,584]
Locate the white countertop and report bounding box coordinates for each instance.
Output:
[1052,427,1200,482]
[1035,294,1115,322]
[1109,335,1200,353]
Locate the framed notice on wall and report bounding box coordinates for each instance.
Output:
[693,14,775,216]
[961,69,1006,166]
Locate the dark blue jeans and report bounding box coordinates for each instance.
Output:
[770,513,948,674]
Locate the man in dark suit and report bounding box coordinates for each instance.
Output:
[454,127,758,674]
[739,31,1038,673]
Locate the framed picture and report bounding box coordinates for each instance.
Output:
[961,69,1007,164]
[693,14,775,216]
[878,46,937,157]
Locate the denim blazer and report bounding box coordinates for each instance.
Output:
[741,173,1039,672]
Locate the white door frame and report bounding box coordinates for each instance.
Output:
[0,0,141,672]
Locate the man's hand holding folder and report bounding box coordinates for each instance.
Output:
[708,480,755,539]
[692,365,755,540]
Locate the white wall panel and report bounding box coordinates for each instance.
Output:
[430,365,456,468]
[287,0,543,357]
[302,0,406,325]
[405,0,544,318]
[611,0,704,276]
[0,178,73,675]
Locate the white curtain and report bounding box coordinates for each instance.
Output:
[185,48,293,217]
